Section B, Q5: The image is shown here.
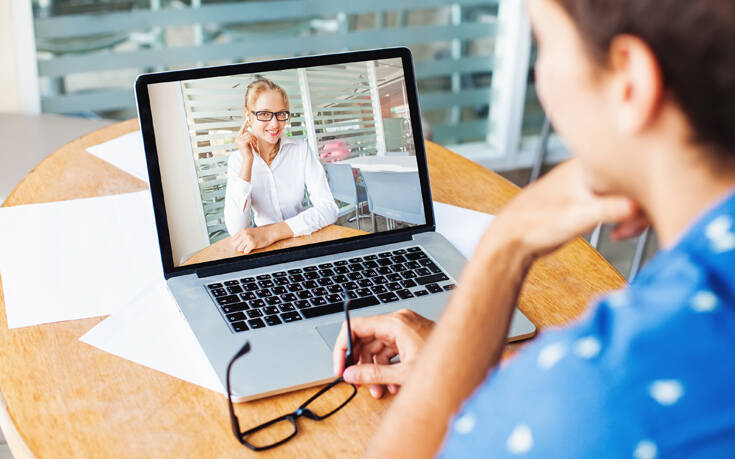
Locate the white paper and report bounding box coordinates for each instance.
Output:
[86,131,149,183]
[80,281,224,394]
[434,201,495,259]
[0,191,162,328]
[79,201,493,393]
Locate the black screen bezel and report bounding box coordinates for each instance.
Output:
[134,47,435,279]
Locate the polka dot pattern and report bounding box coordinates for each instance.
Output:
[649,379,684,406]
[454,413,476,435]
[506,424,533,454]
[691,291,718,312]
[633,440,658,459]
[573,336,602,359]
[705,215,735,253]
[537,342,566,370]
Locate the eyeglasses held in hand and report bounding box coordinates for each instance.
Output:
[226,290,357,451]
[253,110,290,122]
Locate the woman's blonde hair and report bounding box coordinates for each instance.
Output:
[244,77,290,113]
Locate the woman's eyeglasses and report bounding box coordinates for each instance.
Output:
[225,291,357,451]
[253,110,290,122]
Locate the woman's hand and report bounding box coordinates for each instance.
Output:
[231,226,273,254]
[235,119,257,180]
[333,309,434,399]
[486,159,643,260]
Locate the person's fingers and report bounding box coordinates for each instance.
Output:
[387,384,399,394]
[342,362,405,386]
[332,315,405,375]
[610,213,650,240]
[368,348,397,399]
[359,340,386,364]
[239,119,249,135]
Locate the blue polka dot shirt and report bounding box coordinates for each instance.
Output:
[439,190,735,458]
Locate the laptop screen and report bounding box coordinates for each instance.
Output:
[142,50,430,270]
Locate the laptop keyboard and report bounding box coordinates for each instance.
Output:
[205,246,456,333]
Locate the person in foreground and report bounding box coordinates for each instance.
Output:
[333,0,735,457]
[224,78,337,254]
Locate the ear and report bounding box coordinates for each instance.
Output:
[607,34,664,136]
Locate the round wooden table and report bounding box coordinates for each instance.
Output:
[0,119,625,458]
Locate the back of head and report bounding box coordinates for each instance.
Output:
[554,0,735,160]
[244,77,290,112]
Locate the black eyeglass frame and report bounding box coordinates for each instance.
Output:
[226,291,357,451]
[252,110,291,122]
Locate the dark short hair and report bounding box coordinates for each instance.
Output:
[554,0,735,158]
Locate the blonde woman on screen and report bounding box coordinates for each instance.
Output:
[224,78,338,254]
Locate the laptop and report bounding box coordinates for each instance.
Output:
[135,47,535,401]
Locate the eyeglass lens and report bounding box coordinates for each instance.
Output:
[255,111,289,121]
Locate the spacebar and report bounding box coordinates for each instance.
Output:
[300,296,380,319]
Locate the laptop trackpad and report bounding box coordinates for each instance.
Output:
[315,322,344,351]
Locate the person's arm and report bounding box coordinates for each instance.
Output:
[283,142,338,237]
[225,121,258,236]
[363,160,639,458]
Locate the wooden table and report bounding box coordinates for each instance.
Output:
[0,119,626,458]
[184,226,369,266]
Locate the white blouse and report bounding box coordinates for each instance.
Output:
[224,137,338,237]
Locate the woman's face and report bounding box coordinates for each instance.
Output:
[528,0,633,194]
[247,90,288,146]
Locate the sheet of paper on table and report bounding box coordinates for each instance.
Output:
[86,131,149,183]
[0,191,162,328]
[80,201,494,395]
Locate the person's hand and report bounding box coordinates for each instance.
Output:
[231,226,274,254]
[333,309,434,399]
[486,159,644,260]
[235,119,257,164]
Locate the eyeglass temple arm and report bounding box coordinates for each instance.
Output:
[343,295,355,368]
[226,341,251,440]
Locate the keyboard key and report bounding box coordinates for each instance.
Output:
[364,254,378,260]
[216,295,240,305]
[387,282,402,291]
[378,251,392,258]
[227,312,247,322]
[258,279,274,289]
[264,315,282,326]
[313,287,328,297]
[263,306,280,315]
[363,269,378,278]
[406,261,421,269]
[207,283,223,289]
[387,273,402,282]
[416,268,432,277]
[279,303,296,312]
[317,277,334,286]
[273,271,287,277]
[377,258,392,266]
[327,284,343,294]
[333,275,349,284]
[232,321,248,332]
[326,294,343,303]
[402,270,418,279]
[357,279,373,288]
[334,266,350,275]
[274,277,290,286]
[443,284,456,291]
[224,280,240,287]
[405,252,427,261]
[265,296,282,305]
[414,289,429,296]
[401,279,417,288]
[310,297,327,306]
[377,267,392,275]
[428,265,442,274]
[301,295,380,318]
[419,259,434,267]
[240,292,256,301]
[378,292,400,303]
[392,249,407,255]
[210,288,227,297]
[356,288,372,297]
[372,285,388,294]
[249,299,265,308]
[391,263,406,273]
[304,280,318,289]
[334,260,348,266]
[373,276,388,285]
[348,263,363,272]
[248,318,266,329]
[363,260,379,269]
[287,283,304,292]
[344,281,359,290]
[318,263,333,269]
[287,268,303,274]
[282,293,298,302]
[222,303,248,314]
[305,272,320,280]
[397,289,414,299]
[426,283,444,294]
[407,246,421,252]
[243,282,259,291]
[347,272,363,281]
[255,288,272,298]
[295,300,311,309]
[256,274,272,280]
[297,290,313,299]
[304,266,318,272]
[348,257,363,263]
[288,274,305,283]
[272,286,287,295]
[416,273,449,285]
[391,255,407,264]
[226,285,244,294]
[281,311,303,323]
[246,309,263,318]
[318,269,335,277]
[240,277,255,284]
